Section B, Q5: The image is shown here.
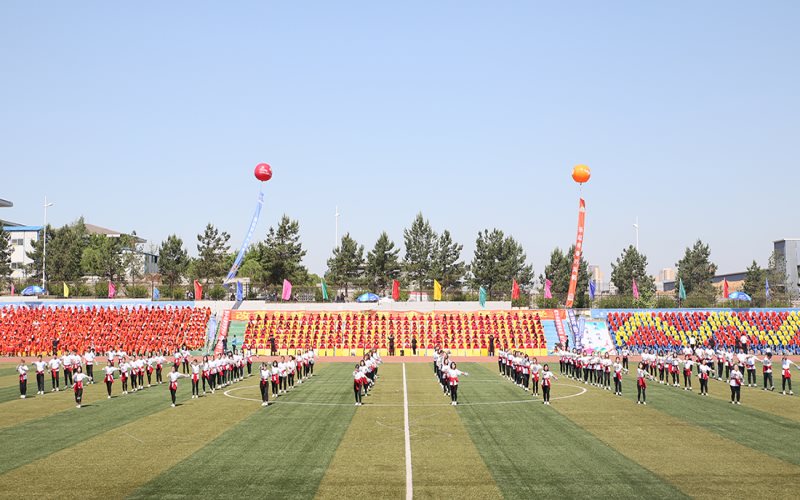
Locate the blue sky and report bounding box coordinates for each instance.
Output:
[1,1,798,280]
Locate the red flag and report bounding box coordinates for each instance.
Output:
[723,278,729,299]
[194,280,203,301]
[511,279,520,300]
[565,198,586,307]
[392,280,400,301]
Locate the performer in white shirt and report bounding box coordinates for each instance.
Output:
[530,358,543,397]
[760,353,775,391]
[271,360,280,398]
[83,349,95,383]
[119,359,130,395]
[72,367,92,408]
[636,362,654,405]
[33,355,48,395]
[541,365,558,405]
[48,356,61,392]
[682,356,694,391]
[612,357,624,396]
[447,362,469,406]
[353,364,368,406]
[17,359,29,399]
[190,359,201,399]
[259,362,272,406]
[780,355,796,395]
[729,366,743,405]
[167,365,191,407]
[103,362,119,398]
[698,363,713,396]
[61,352,73,387]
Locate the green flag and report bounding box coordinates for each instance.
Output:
[321,279,329,301]
[479,286,487,308]
[678,278,687,300]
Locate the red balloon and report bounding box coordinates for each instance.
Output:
[254,163,272,182]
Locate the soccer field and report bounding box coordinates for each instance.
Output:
[1,361,798,499]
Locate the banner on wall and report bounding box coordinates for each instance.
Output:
[565,198,586,307]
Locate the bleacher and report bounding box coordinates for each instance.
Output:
[0,305,211,356]
[607,310,800,353]
[243,310,547,356]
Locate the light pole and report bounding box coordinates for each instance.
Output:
[335,206,340,247]
[42,197,54,293]
[633,216,639,251]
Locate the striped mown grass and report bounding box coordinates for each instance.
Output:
[455,363,687,499]
[130,363,356,499]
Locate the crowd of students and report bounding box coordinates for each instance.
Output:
[432,348,470,405]
[497,349,557,404]
[14,345,320,409]
[554,345,798,406]
[352,350,381,405]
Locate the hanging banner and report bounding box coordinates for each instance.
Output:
[552,309,568,346]
[567,309,582,350]
[565,198,586,307]
[224,185,265,286]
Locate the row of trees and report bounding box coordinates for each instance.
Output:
[1,217,795,306]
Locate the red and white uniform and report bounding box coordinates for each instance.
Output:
[729,369,743,387]
[168,371,188,390]
[73,372,90,391]
[541,370,556,387]
[17,364,29,381]
[637,368,647,388]
[103,365,119,383]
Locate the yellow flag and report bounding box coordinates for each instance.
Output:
[63,282,70,298]
[433,280,442,301]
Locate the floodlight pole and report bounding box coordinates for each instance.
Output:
[42,196,54,293]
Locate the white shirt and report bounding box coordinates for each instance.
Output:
[73,373,90,385]
[33,361,47,372]
[17,365,29,378]
[84,352,95,365]
[48,358,61,370]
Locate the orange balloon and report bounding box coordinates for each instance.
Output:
[572,164,591,184]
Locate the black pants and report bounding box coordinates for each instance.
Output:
[192,379,200,396]
[280,376,287,391]
[683,372,692,388]
[717,362,724,378]
[36,373,45,392]
[522,373,529,389]
[450,384,458,403]
[622,358,629,370]
[288,373,294,388]
[271,380,279,395]
[532,377,540,395]
[156,367,163,384]
[64,369,72,386]
[146,370,152,385]
[637,384,646,402]
[747,369,756,385]
[260,380,269,403]
[730,385,740,402]
[122,377,128,392]
[614,376,622,394]
[86,365,94,380]
[106,381,113,396]
[310,363,314,375]
[74,388,83,404]
[20,379,27,397]
[604,371,611,388]
[699,377,708,394]
[542,384,551,402]
[182,360,189,373]
[247,362,252,375]
[764,372,773,389]
[354,382,362,403]
[170,388,177,405]
[782,376,792,392]
[51,371,59,390]
[138,372,144,387]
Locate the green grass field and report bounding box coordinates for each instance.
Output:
[1,361,798,499]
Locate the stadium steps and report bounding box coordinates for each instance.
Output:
[542,320,561,352]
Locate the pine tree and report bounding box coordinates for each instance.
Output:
[674,239,717,298]
[325,233,364,296]
[257,215,308,286]
[195,223,231,285]
[540,245,589,307]
[432,230,465,293]
[0,227,12,287]
[403,213,437,291]
[470,229,533,298]
[158,235,189,293]
[365,232,401,295]
[742,260,765,302]
[610,245,656,297]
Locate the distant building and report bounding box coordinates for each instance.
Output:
[656,268,676,292]
[774,239,800,297]
[2,225,42,280]
[588,265,610,294]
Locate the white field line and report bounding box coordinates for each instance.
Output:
[403,363,413,500]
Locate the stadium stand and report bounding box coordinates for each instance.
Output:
[608,310,800,353]
[243,311,546,355]
[0,305,211,356]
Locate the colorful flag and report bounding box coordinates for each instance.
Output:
[153,287,160,300]
[194,280,203,301]
[511,279,520,300]
[63,282,70,298]
[10,283,14,295]
[632,278,640,299]
[589,280,596,301]
[765,278,770,300]
[723,278,729,299]
[433,280,442,301]
[479,286,487,308]
[565,198,586,307]
[544,279,553,299]
[678,278,687,300]
[236,281,243,302]
[282,279,292,301]
[108,281,116,299]
[321,279,329,301]
[392,279,400,301]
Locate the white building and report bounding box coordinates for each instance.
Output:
[2,225,42,280]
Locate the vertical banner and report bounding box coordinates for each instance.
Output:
[224,185,265,285]
[552,309,568,346]
[567,309,582,350]
[565,198,586,307]
[215,310,231,355]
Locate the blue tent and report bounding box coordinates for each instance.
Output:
[728,291,752,301]
[356,292,380,303]
[21,285,45,296]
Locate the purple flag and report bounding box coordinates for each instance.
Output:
[632,278,640,299]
